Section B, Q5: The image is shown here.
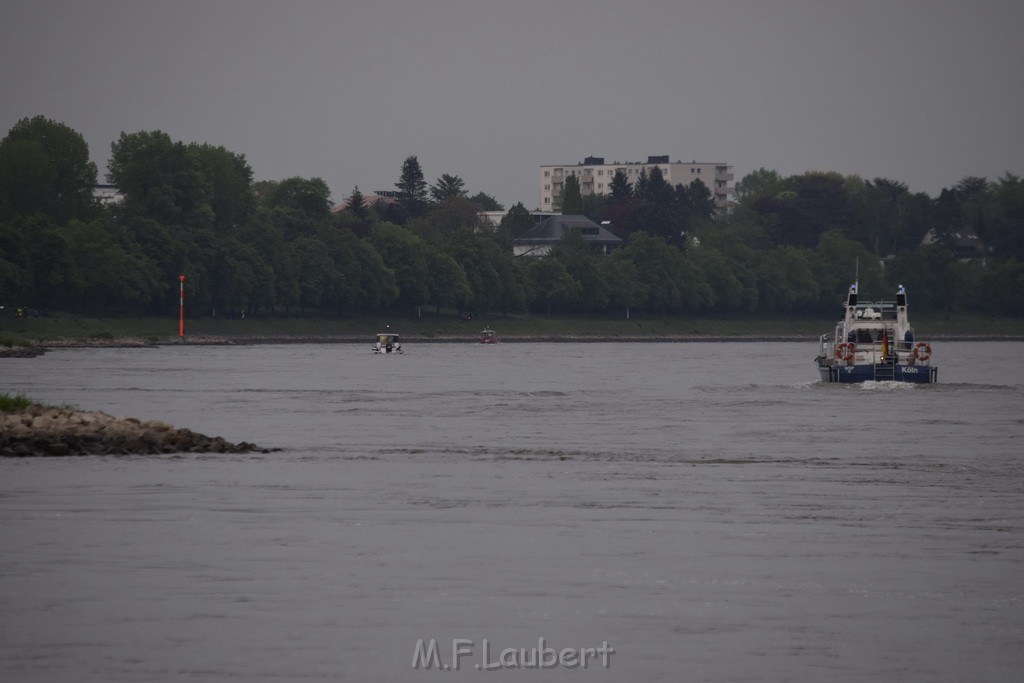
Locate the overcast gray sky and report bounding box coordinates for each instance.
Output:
[3,0,1022,209]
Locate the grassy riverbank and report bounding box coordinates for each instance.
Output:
[2,310,1023,345]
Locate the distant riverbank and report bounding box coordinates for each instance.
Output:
[5,332,1024,357]
[3,311,1023,355]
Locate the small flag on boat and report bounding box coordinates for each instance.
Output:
[881,331,888,358]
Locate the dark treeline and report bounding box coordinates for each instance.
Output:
[2,115,1023,319]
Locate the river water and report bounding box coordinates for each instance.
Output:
[2,341,1023,682]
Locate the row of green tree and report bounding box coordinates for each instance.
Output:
[1,115,1022,318]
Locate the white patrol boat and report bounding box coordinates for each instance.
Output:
[815,284,937,383]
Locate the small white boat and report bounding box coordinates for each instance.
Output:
[372,331,402,354]
[478,328,498,344]
[815,283,937,383]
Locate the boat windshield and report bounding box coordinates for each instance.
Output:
[853,303,896,320]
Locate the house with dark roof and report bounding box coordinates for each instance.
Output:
[512,214,622,257]
[920,228,989,263]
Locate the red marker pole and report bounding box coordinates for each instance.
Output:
[178,275,185,337]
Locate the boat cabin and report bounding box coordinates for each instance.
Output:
[372,332,402,354]
[839,286,914,350]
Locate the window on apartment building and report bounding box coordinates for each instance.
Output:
[544,171,550,177]
[697,168,702,173]
[545,184,550,190]
[544,197,550,204]
[597,170,603,176]
[690,168,695,173]
[598,183,603,190]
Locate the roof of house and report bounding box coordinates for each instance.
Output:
[921,228,987,252]
[513,214,622,245]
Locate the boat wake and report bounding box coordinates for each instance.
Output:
[857,380,917,391]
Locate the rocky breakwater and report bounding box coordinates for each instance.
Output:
[1,404,277,457]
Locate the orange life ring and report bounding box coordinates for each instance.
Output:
[912,341,932,362]
[835,342,855,363]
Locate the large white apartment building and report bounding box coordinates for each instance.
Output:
[539,155,734,211]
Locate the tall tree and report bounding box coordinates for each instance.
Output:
[776,172,851,248]
[354,184,370,216]
[500,202,536,239]
[62,219,162,314]
[608,169,632,201]
[987,173,1024,259]
[337,185,371,238]
[754,246,818,312]
[734,168,787,202]
[443,231,505,314]
[347,185,368,220]
[597,257,646,316]
[614,231,708,312]
[886,244,958,312]
[0,115,98,222]
[4,214,78,309]
[108,130,206,224]
[0,221,29,304]
[848,177,910,256]
[643,166,673,208]
[396,155,428,219]
[424,247,472,314]
[688,246,750,311]
[469,191,503,212]
[187,142,255,232]
[580,193,607,224]
[263,177,333,240]
[812,229,884,309]
[416,197,482,243]
[524,257,581,314]
[686,179,716,222]
[551,231,609,311]
[956,175,990,241]
[370,221,431,309]
[560,174,583,214]
[429,173,467,202]
[633,168,650,200]
[631,167,679,243]
[606,170,638,239]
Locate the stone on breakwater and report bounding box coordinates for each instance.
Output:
[0,404,276,457]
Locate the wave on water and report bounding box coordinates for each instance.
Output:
[857,380,918,391]
[698,381,825,393]
[933,382,1023,393]
[367,445,929,468]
